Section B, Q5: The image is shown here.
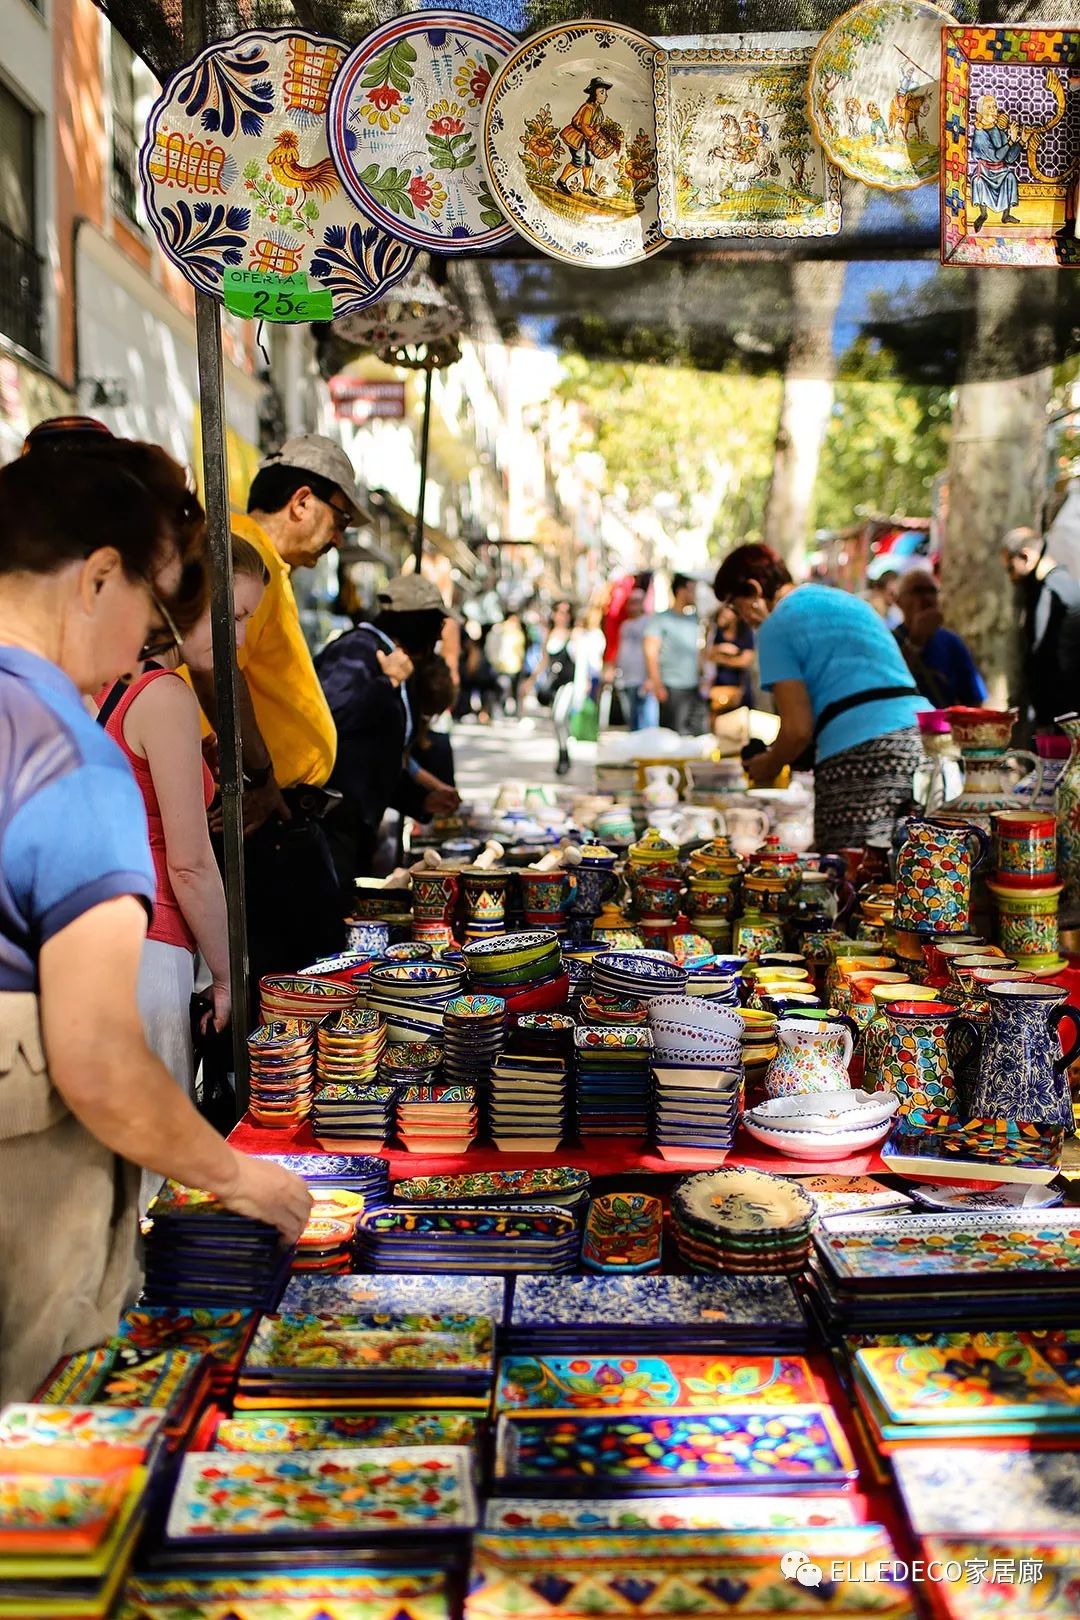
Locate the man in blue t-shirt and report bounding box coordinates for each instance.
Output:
[893,570,988,709]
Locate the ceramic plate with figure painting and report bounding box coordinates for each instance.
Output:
[481,20,666,267]
[941,27,1080,267]
[808,0,953,190]
[139,29,416,310]
[327,12,516,251]
[653,41,841,238]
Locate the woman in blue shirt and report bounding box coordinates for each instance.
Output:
[0,445,310,1401]
[713,545,925,853]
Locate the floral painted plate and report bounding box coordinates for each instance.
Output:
[673,1168,817,1236]
[808,0,953,191]
[140,29,416,311]
[481,20,667,268]
[327,11,516,252]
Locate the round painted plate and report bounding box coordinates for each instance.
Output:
[909,1182,1064,1211]
[140,29,416,311]
[327,11,516,252]
[481,19,667,268]
[808,0,953,191]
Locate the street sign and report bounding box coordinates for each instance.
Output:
[329,377,407,423]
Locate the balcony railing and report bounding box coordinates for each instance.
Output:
[0,219,44,358]
[111,115,141,226]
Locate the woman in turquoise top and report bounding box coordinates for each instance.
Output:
[713,545,925,853]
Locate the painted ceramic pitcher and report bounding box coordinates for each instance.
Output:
[763,1014,855,1099]
[969,981,1080,1132]
[873,999,977,1120]
[1055,713,1080,919]
[893,817,990,936]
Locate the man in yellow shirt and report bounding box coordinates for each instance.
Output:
[189,435,362,990]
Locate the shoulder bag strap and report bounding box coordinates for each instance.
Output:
[812,684,920,741]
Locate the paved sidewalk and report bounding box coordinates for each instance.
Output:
[451,714,599,801]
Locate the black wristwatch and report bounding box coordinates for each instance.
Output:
[246,763,273,790]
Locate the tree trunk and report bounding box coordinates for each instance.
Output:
[762,260,847,578]
[941,270,1055,710]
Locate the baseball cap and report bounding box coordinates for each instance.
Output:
[258,434,364,520]
[377,575,459,619]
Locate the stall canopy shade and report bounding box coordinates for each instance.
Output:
[100,1,1080,384]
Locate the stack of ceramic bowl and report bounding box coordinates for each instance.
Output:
[670,1168,817,1276]
[462,931,568,1016]
[511,1011,577,1061]
[258,973,358,1024]
[247,1021,316,1129]
[489,1051,570,1152]
[383,941,435,963]
[578,991,648,1028]
[645,996,744,1162]
[396,1083,478,1154]
[299,951,378,990]
[590,951,688,1005]
[442,994,507,1087]
[741,1091,899,1161]
[574,1025,654,1139]
[365,961,464,1043]
[564,957,591,1020]
[291,1188,365,1274]
[311,1081,394,1153]
[315,1009,385,1086]
[682,959,741,1005]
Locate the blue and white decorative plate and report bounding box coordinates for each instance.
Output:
[140,28,416,311]
[481,19,668,268]
[327,10,516,252]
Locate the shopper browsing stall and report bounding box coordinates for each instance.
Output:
[317,574,459,883]
[893,570,987,708]
[94,535,269,1208]
[185,436,361,988]
[0,450,310,1402]
[714,544,925,852]
[643,574,705,735]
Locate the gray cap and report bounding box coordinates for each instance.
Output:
[377,575,459,619]
[259,434,364,520]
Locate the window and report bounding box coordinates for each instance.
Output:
[110,32,140,225]
[0,80,43,357]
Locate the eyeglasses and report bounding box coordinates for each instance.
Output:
[315,492,352,535]
[136,575,183,662]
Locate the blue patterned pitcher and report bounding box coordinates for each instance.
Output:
[970,981,1080,1132]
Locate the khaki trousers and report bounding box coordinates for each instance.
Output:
[0,992,140,1402]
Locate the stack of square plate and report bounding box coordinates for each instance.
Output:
[252,1153,389,1203]
[258,973,358,1022]
[311,1082,395,1152]
[355,1203,580,1275]
[234,1310,495,1409]
[315,1008,385,1085]
[114,1306,259,1397]
[141,1183,289,1311]
[442,993,506,1085]
[365,961,464,1042]
[396,1083,478,1154]
[590,951,687,1003]
[573,1026,653,1139]
[651,1060,743,1166]
[489,1054,569,1152]
[247,1020,316,1129]
[289,1216,356,1274]
[671,1169,817,1277]
[507,1273,808,1353]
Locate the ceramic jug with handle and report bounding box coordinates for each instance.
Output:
[643,765,680,810]
[893,817,990,936]
[969,981,1080,1132]
[725,805,770,859]
[763,1014,855,1099]
[872,999,977,1121]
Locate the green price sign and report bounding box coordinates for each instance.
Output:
[222,269,333,323]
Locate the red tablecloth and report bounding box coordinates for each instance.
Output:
[227,1116,886,1181]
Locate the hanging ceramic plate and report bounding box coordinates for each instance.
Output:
[139,29,417,312]
[481,19,667,268]
[807,0,954,190]
[327,11,516,253]
[653,41,841,239]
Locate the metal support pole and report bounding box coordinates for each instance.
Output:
[413,365,434,570]
[194,291,250,1114]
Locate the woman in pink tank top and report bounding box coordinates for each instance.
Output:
[97,537,268,1188]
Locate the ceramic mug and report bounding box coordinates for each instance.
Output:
[411,869,460,921]
[987,879,1064,967]
[992,811,1059,889]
